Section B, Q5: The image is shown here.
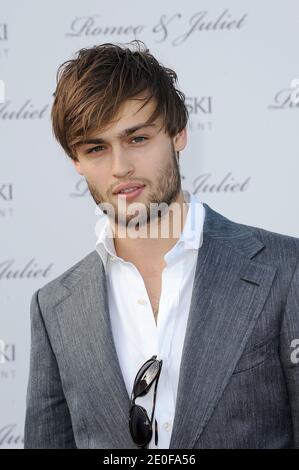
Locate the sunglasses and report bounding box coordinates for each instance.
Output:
[129,355,163,448]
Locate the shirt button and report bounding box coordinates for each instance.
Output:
[137,298,147,305]
[163,421,172,432]
[110,256,117,262]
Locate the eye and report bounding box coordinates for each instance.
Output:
[87,145,105,154]
[131,136,147,143]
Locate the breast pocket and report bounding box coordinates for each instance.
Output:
[232,333,279,374]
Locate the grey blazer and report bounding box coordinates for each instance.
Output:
[24,203,299,449]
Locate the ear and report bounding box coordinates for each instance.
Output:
[71,157,84,176]
[173,127,187,152]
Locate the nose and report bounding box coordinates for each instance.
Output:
[111,145,134,178]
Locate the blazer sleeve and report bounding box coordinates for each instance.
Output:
[279,258,299,448]
[24,289,77,449]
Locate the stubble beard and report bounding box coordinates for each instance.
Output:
[86,142,182,229]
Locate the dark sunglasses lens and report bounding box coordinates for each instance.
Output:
[129,405,152,447]
[134,361,160,397]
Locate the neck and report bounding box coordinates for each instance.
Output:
[112,190,188,264]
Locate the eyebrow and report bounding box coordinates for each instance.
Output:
[78,123,156,147]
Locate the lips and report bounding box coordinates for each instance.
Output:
[113,183,145,194]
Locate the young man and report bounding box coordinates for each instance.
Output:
[24,40,299,449]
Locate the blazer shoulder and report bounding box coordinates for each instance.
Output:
[235,218,299,264]
[33,250,100,309]
[250,224,299,258]
[203,203,299,263]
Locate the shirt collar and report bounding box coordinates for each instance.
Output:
[95,214,116,271]
[179,189,205,250]
[95,189,205,270]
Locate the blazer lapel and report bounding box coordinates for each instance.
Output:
[169,204,277,448]
[54,256,137,448]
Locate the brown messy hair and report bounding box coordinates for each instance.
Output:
[51,39,189,161]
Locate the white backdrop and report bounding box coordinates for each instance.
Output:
[0,0,298,448]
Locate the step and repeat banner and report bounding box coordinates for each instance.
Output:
[0,0,298,449]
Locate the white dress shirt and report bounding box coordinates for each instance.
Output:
[95,189,205,448]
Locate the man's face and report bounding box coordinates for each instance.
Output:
[73,95,187,227]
